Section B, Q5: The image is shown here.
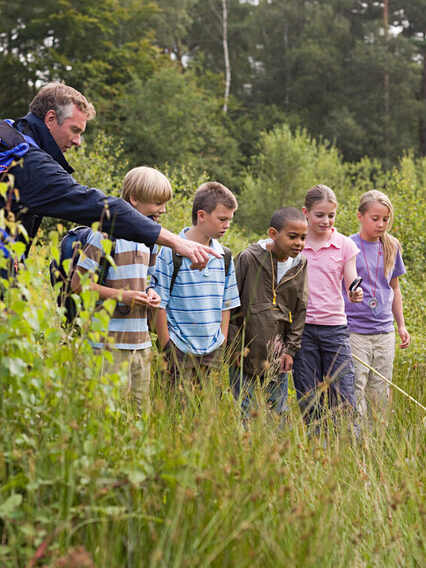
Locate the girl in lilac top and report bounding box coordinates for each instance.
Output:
[292,184,363,432]
[343,190,410,418]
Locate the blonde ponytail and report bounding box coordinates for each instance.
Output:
[358,190,401,277]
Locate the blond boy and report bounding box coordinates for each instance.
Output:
[71,166,172,413]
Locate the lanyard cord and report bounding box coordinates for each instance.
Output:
[360,237,381,298]
[270,251,277,305]
[269,251,292,322]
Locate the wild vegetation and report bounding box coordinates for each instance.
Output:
[1,1,425,566]
[1,0,426,179]
[1,137,425,567]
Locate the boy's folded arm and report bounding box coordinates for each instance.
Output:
[94,285,150,306]
[71,267,84,293]
[71,266,150,307]
[71,264,109,299]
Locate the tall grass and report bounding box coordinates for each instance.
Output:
[0,242,424,568]
[1,142,424,566]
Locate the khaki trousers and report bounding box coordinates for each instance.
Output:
[350,331,395,417]
[97,348,151,415]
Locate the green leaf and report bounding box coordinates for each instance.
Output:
[0,494,23,518]
[1,357,27,376]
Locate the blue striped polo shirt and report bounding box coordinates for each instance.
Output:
[77,230,157,350]
[152,228,240,355]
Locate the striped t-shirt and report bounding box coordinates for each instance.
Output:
[77,230,157,350]
[152,228,241,355]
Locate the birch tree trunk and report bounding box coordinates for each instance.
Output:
[222,0,231,113]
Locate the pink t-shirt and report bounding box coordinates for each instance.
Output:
[303,229,359,325]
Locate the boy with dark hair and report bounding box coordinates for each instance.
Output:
[228,206,308,420]
[152,182,240,385]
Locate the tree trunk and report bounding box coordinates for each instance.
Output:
[383,0,390,162]
[222,0,231,113]
[420,46,426,156]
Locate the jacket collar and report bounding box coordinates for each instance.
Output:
[14,112,74,174]
[247,242,306,275]
[246,242,281,273]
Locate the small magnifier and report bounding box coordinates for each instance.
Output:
[349,276,362,292]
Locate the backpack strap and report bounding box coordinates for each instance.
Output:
[97,237,116,286]
[169,246,232,295]
[222,246,232,277]
[0,119,39,173]
[170,251,183,294]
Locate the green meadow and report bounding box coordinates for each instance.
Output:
[0,139,425,567]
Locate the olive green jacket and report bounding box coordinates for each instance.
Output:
[228,243,308,377]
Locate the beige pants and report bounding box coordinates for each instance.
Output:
[97,348,151,415]
[350,331,395,417]
[165,341,223,387]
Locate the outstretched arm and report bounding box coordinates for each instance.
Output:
[157,227,219,270]
[12,151,219,269]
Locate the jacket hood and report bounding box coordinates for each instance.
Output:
[245,242,306,275]
[245,243,270,265]
[14,112,74,174]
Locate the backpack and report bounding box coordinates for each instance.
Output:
[0,119,40,266]
[0,119,38,173]
[49,226,116,324]
[169,246,232,294]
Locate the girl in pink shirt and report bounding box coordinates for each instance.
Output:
[292,184,363,433]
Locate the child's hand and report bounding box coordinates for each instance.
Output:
[121,290,150,307]
[349,286,363,303]
[398,326,410,349]
[281,353,293,372]
[147,288,161,308]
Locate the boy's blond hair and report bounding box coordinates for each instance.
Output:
[192,181,237,225]
[121,166,172,204]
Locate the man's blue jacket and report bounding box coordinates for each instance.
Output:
[4,113,161,255]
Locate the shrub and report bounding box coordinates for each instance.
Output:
[237,124,347,232]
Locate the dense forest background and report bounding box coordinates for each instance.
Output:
[1,3,425,566]
[1,0,425,184]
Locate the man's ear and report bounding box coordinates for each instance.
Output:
[267,227,277,240]
[44,109,57,131]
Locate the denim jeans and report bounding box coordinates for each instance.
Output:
[229,365,289,421]
[292,324,356,426]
